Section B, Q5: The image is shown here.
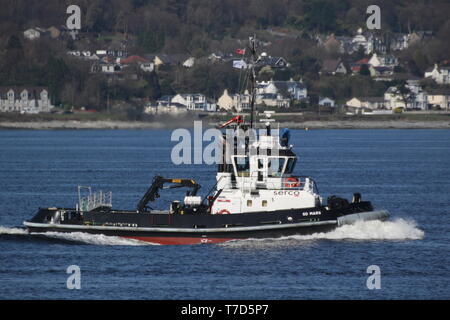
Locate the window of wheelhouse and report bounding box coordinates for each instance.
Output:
[285,157,297,174]
[232,156,250,177]
[267,157,286,177]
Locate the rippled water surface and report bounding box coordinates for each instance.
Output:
[0,129,449,299]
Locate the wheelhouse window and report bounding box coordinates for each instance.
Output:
[285,157,297,174]
[267,157,286,177]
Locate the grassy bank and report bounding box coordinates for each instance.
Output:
[0,112,449,130]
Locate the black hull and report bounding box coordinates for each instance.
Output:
[26,223,337,245]
[24,202,388,245]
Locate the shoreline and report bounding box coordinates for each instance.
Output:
[0,119,449,130]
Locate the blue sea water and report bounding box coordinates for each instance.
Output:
[0,129,449,300]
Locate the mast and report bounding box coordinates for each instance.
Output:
[248,35,258,129]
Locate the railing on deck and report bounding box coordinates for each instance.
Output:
[232,175,319,193]
[77,186,112,212]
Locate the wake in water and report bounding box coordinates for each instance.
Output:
[0,226,28,235]
[2,219,424,246]
[0,226,156,246]
[40,232,156,246]
[221,218,425,247]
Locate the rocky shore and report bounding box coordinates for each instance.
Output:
[0,119,449,130]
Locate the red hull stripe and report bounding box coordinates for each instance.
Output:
[122,236,235,245]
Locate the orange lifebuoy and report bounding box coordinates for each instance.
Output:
[284,177,300,188]
[218,209,231,215]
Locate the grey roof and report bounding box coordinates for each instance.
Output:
[321,59,343,73]
[156,54,190,64]
[257,56,288,68]
[158,95,174,102]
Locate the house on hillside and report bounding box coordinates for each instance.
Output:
[424,64,450,84]
[319,59,347,75]
[335,36,354,54]
[257,93,290,108]
[90,62,123,74]
[256,79,307,101]
[350,58,370,74]
[323,34,342,52]
[120,55,154,73]
[0,87,54,113]
[389,33,410,51]
[427,90,450,110]
[154,54,195,68]
[172,93,207,111]
[217,90,251,112]
[23,28,41,40]
[368,53,398,68]
[352,28,373,55]
[384,80,428,110]
[256,54,289,69]
[318,97,336,107]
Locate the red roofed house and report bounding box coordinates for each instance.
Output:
[120,55,154,72]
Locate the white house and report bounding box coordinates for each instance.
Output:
[352,28,373,54]
[256,79,307,101]
[172,93,207,111]
[0,87,54,113]
[257,93,290,108]
[204,99,217,112]
[145,102,187,115]
[368,53,399,67]
[23,28,40,40]
[384,80,428,110]
[390,33,410,51]
[140,62,154,72]
[318,97,336,107]
[346,97,385,110]
[428,94,450,110]
[91,63,123,74]
[424,64,450,84]
[217,89,251,112]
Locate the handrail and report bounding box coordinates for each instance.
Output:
[78,186,112,212]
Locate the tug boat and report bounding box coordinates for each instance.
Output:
[24,36,389,245]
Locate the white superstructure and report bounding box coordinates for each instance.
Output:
[209,113,322,215]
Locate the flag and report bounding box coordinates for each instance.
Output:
[235,48,246,55]
[232,60,247,69]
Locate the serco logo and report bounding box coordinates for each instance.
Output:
[273,190,300,197]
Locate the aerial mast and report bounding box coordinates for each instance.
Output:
[248,34,258,129]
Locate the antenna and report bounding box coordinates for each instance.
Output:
[248,34,258,129]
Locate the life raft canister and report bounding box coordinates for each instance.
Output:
[218,209,231,215]
[284,177,300,188]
